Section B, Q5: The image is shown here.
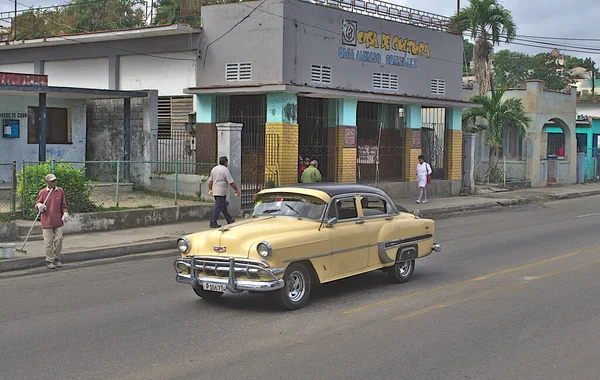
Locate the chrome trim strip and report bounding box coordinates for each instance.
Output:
[283,234,434,264]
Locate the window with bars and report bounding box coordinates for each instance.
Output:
[373,72,398,90]
[226,62,252,81]
[501,125,523,159]
[430,78,446,95]
[311,65,332,84]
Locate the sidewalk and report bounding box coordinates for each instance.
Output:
[2,182,600,272]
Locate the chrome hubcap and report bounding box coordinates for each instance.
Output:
[287,271,305,302]
[397,260,412,276]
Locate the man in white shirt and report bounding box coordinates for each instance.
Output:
[208,156,240,228]
[416,154,432,204]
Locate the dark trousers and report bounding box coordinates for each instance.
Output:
[210,196,233,226]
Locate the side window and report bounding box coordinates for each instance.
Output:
[329,197,358,220]
[360,196,387,217]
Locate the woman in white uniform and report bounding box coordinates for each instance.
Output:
[416,154,432,204]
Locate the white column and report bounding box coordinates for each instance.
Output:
[216,122,243,216]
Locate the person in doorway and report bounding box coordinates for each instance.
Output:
[208,156,240,228]
[35,174,68,270]
[301,160,322,183]
[416,155,432,204]
[298,156,310,182]
[558,144,565,157]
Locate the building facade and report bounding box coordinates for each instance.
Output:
[188,0,471,205]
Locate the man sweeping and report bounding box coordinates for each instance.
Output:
[35,174,68,269]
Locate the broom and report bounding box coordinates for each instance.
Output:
[15,188,54,255]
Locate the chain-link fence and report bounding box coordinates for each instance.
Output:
[19,161,213,219]
[475,157,528,187]
[0,162,16,218]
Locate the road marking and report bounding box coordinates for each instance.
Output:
[343,248,589,315]
[392,259,600,322]
[576,212,600,218]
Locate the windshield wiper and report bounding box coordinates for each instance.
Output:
[285,204,301,219]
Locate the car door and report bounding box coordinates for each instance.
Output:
[327,196,370,278]
[359,195,397,267]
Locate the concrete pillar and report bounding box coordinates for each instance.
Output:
[462,133,476,194]
[444,107,463,181]
[38,93,47,162]
[109,55,120,90]
[216,122,242,216]
[334,98,357,183]
[403,104,422,182]
[34,60,44,75]
[195,94,218,164]
[265,93,298,185]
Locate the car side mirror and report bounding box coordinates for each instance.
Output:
[325,217,338,228]
[244,213,250,219]
[413,209,422,219]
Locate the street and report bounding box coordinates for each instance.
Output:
[1,196,600,380]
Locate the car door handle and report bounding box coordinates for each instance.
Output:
[355,219,365,224]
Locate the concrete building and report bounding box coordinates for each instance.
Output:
[187,0,473,206]
[0,25,201,163]
[466,81,578,188]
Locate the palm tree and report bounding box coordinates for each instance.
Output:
[455,0,517,96]
[463,89,531,182]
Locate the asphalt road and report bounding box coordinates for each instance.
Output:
[1,196,600,380]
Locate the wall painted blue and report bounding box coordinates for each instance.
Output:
[337,98,357,126]
[406,104,422,129]
[0,94,86,176]
[267,93,297,124]
[195,94,216,123]
[446,107,462,131]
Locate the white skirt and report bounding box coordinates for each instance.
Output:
[417,175,427,188]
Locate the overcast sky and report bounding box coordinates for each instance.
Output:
[2,0,599,64]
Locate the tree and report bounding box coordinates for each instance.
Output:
[153,0,201,26]
[463,39,475,73]
[529,53,575,91]
[493,49,533,89]
[454,0,517,96]
[463,89,532,182]
[582,57,598,96]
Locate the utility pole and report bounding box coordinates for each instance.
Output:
[14,0,17,41]
[457,0,460,24]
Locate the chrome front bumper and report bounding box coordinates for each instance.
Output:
[174,256,285,292]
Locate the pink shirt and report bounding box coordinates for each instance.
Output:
[35,187,68,229]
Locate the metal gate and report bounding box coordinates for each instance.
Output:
[421,108,445,179]
[297,97,337,182]
[217,95,266,208]
[356,102,404,184]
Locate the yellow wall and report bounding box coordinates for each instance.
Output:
[403,128,422,182]
[444,129,462,180]
[265,122,299,185]
[335,126,357,183]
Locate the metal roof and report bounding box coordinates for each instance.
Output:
[0,85,149,100]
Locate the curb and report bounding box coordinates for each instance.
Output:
[2,189,599,273]
[0,239,176,273]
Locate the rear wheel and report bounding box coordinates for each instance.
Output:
[387,259,415,283]
[193,287,224,300]
[271,263,312,310]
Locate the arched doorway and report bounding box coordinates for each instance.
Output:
[541,118,571,185]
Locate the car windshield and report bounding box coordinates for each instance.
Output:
[252,193,327,220]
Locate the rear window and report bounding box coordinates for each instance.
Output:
[252,193,327,220]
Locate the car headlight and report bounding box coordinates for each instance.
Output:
[257,241,272,258]
[177,237,191,254]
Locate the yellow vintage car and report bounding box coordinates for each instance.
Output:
[174,183,441,310]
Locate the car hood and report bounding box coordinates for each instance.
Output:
[189,216,319,258]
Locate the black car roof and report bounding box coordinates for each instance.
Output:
[279,182,390,198]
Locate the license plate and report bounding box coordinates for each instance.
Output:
[202,282,227,292]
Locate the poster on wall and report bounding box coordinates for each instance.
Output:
[1,112,27,139]
[3,119,20,138]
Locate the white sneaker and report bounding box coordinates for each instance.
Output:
[422,200,428,203]
[416,200,421,204]
[55,260,63,268]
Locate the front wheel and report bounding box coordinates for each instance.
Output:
[271,263,312,310]
[193,286,224,300]
[387,259,415,283]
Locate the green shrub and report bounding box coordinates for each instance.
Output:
[18,161,97,219]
